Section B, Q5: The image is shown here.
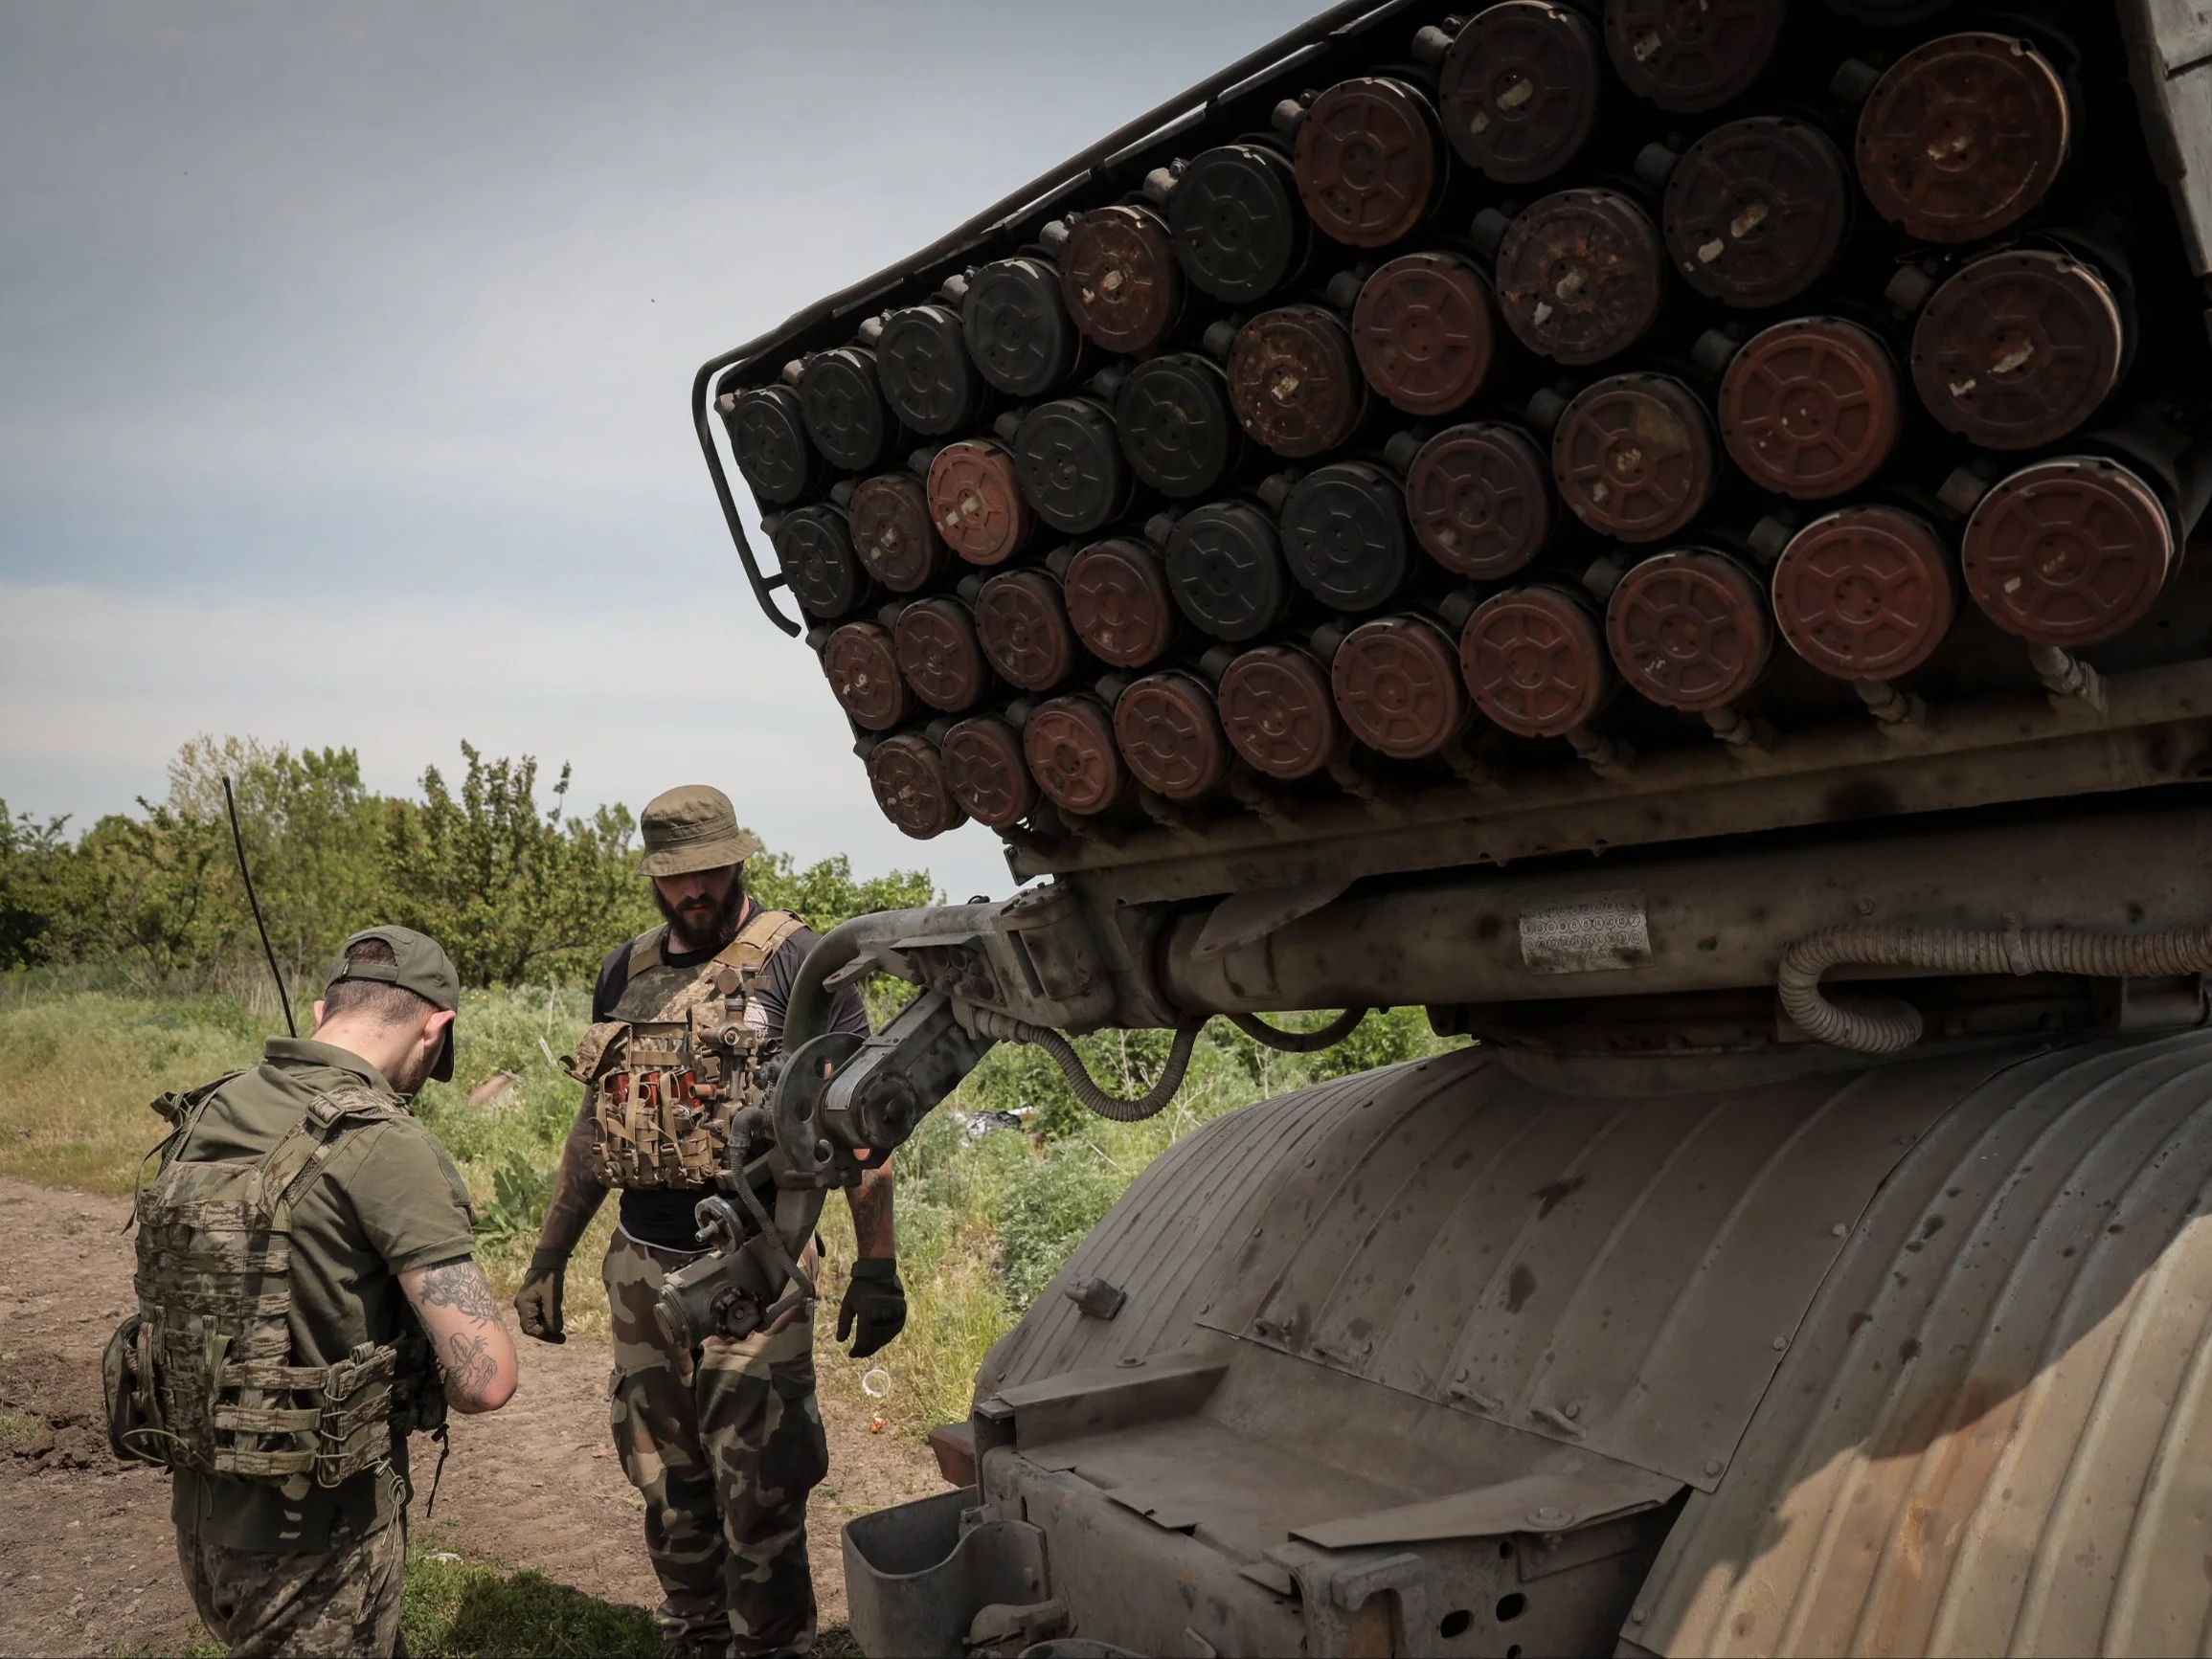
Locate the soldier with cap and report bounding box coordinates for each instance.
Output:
[513,784,901,1659]
[108,926,518,1658]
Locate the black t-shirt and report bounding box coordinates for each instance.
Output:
[594,909,869,1251]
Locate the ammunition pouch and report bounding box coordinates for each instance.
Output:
[577,1019,739,1190]
[575,909,805,1191]
[102,1312,158,1467]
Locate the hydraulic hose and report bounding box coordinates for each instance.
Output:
[780,918,868,1055]
[1229,1008,1370,1052]
[1779,920,2212,1055]
[966,1007,1206,1122]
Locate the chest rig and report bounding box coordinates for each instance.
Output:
[105,1077,445,1487]
[572,908,805,1189]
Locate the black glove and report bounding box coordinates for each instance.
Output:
[514,1247,568,1344]
[837,1257,906,1358]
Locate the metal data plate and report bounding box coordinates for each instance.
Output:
[1518,890,1653,974]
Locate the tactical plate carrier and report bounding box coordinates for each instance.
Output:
[571,908,805,1189]
[105,1078,443,1487]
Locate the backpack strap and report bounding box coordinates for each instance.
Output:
[253,1087,408,1225]
[135,1068,254,1208]
[621,926,671,984]
[714,908,805,976]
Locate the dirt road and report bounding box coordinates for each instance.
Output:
[0,1176,942,1656]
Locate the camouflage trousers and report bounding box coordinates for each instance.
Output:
[604,1227,829,1659]
[174,1509,405,1658]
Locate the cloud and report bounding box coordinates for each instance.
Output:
[0,579,1019,901]
[0,1,1316,902]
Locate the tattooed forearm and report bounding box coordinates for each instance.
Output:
[533,1098,609,1259]
[412,1258,500,1322]
[846,1159,896,1258]
[442,1332,498,1402]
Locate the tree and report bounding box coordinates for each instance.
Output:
[0,801,72,970]
[744,848,936,933]
[163,737,387,995]
[380,743,653,985]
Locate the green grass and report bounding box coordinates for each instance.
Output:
[111,1534,666,1659]
[2,980,1467,1439]
[399,1536,659,1657]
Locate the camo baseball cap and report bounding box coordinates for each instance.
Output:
[326,926,461,1082]
[638,784,762,878]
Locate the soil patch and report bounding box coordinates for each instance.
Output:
[0,1176,943,1656]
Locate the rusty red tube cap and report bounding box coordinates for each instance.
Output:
[1229,305,1368,458]
[1858,33,2071,245]
[1961,458,2174,646]
[1606,547,1773,710]
[1061,205,1184,354]
[1553,374,1717,544]
[1295,77,1443,249]
[927,439,1031,567]
[1720,317,1902,502]
[1910,250,2125,452]
[1406,421,1556,579]
[1664,117,1852,309]
[1771,505,1956,681]
[976,570,1079,693]
[941,717,1038,831]
[1604,0,1786,114]
[1065,539,1179,669]
[823,622,912,732]
[1218,645,1341,780]
[1351,252,1497,417]
[866,734,967,841]
[1115,673,1230,802]
[1496,189,1666,366]
[1460,585,1613,738]
[1023,696,1125,818]
[1332,615,1469,759]
[848,473,947,594]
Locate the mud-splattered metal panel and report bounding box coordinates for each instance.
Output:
[1634,1027,2212,1658]
[1188,1045,2013,1491]
[978,1075,1377,1399]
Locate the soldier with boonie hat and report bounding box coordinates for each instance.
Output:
[514,785,903,1658]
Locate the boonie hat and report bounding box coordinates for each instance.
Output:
[639,784,762,879]
[326,926,462,1083]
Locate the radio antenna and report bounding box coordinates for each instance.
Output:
[222,774,296,1037]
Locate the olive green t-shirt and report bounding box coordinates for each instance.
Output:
[166,1037,478,1552]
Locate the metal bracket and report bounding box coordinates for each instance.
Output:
[1266,1541,1435,1659]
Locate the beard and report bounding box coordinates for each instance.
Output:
[654,873,747,952]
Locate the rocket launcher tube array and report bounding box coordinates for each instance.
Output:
[721,5,2202,860]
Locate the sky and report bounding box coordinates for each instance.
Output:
[0,0,1313,901]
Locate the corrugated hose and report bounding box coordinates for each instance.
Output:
[1779,920,2212,1055]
